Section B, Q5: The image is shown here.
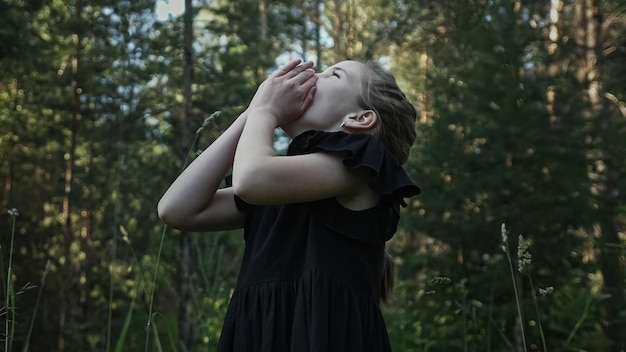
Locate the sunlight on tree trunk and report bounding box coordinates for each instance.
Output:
[575,0,601,108]
[546,0,562,123]
[548,0,562,54]
[259,0,267,41]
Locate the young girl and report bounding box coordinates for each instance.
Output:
[158,59,420,351]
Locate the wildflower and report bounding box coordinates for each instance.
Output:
[517,235,532,273]
[196,111,221,135]
[7,208,19,218]
[431,276,452,285]
[500,223,509,253]
[539,286,553,296]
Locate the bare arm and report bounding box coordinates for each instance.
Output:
[233,113,365,205]
[157,111,247,232]
[232,60,367,205]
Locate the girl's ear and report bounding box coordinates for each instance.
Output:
[344,110,377,131]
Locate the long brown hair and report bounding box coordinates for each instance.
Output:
[357,61,417,165]
[358,62,417,306]
[380,250,396,306]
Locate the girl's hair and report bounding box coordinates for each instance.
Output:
[380,251,396,306]
[356,62,416,306]
[357,61,417,165]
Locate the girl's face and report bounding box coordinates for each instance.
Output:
[281,60,368,137]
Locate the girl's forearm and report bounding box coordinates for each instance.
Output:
[157,110,247,223]
[231,108,279,198]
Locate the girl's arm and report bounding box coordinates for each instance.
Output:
[232,60,369,206]
[157,111,247,231]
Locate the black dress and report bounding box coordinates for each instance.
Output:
[217,130,420,352]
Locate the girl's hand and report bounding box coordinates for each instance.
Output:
[248,59,317,126]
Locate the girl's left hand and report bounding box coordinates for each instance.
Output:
[248,59,317,126]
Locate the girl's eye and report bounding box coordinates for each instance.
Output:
[332,69,340,78]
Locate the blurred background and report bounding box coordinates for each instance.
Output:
[1,0,625,351]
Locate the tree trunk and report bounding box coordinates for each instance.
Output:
[574,0,602,109]
[331,0,345,58]
[315,0,322,69]
[259,0,267,41]
[575,1,625,350]
[258,0,268,80]
[1,79,19,210]
[547,0,561,55]
[58,13,84,350]
[178,0,194,349]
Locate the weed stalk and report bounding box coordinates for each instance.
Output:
[22,260,50,352]
[144,112,220,351]
[501,224,528,352]
[5,209,19,352]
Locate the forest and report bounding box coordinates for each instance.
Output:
[1,0,625,351]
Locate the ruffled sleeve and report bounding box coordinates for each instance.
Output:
[288,130,420,204]
[289,130,420,243]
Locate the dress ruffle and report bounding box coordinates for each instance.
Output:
[289,130,420,242]
[288,130,420,204]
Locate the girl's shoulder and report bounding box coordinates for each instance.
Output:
[288,130,420,204]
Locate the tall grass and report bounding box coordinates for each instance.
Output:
[3,208,18,352]
[142,112,220,352]
[22,260,50,352]
[501,223,551,352]
[0,208,49,352]
[501,223,528,352]
[144,226,168,352]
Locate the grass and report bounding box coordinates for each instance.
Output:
[1,208,49,352]
[3,208,18,352]
[500,223,550,352]
[500,223,528,352]
[141,111,221,352]
[21,260,50,352]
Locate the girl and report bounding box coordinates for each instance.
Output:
[158,59,420,351]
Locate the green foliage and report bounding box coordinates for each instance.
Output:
[0,0,624,351]
[389,0,625,350]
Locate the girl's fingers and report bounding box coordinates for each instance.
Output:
[293,68,317,84]
[285,61,315,79]
[298,74,317,109]
[273,59,302,77]
[298,71,317,91]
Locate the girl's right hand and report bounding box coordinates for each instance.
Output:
[248,59,317,126]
